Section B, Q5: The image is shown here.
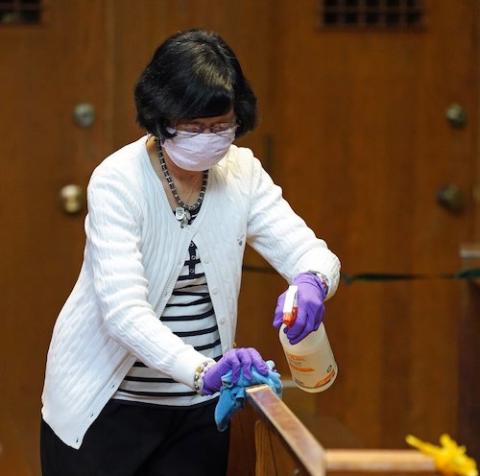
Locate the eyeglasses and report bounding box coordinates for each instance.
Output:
[175,121,238,136]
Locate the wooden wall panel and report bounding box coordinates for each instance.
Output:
[263,0,478,453]
[0,1,110,473]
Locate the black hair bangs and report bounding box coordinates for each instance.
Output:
[172,80,234,121]
[167,50,235,121]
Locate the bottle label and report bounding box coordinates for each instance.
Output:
[285,351,337,390]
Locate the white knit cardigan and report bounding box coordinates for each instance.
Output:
[41,136,340,449]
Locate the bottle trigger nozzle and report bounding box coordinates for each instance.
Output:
[282,285,298,327]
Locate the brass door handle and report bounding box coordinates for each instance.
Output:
[437,184,465,213]
[446,103,467,128]
[59,184,84,214]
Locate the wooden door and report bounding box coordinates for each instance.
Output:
[1,1,275,474]
[0,1,110,473]
[237,0,479,455]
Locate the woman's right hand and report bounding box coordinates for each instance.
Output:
[201,348,269,395]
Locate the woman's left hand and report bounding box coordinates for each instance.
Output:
[273,272,328,345]
[201,348,269,395]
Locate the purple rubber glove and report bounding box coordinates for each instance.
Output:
[273,272,328,345]
[201,348,270,395]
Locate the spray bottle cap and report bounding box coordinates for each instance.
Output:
[282,285,298,327]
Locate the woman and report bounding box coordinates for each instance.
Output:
[40,29,340,476]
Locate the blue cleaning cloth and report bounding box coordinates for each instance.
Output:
[214,360,282,431]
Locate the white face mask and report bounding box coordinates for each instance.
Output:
[162,127,236,171]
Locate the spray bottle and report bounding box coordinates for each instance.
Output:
[279,285,338,393]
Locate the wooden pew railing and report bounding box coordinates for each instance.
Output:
[244,385,441,476]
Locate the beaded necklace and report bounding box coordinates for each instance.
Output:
[155,139,208,228]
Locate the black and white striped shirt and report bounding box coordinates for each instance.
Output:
[114,240,222,407]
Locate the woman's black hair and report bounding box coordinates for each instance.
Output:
[135,29,257,140]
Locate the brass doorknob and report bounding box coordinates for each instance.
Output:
[59,184,84,214]
[73,103,96,128]
[446,103,467,128]
[437,184,465,213]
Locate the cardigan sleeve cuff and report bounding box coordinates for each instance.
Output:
[169,346,216,389]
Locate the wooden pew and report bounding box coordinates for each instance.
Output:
[244,385,440,476]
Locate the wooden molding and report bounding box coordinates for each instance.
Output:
[247,385,440,475]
